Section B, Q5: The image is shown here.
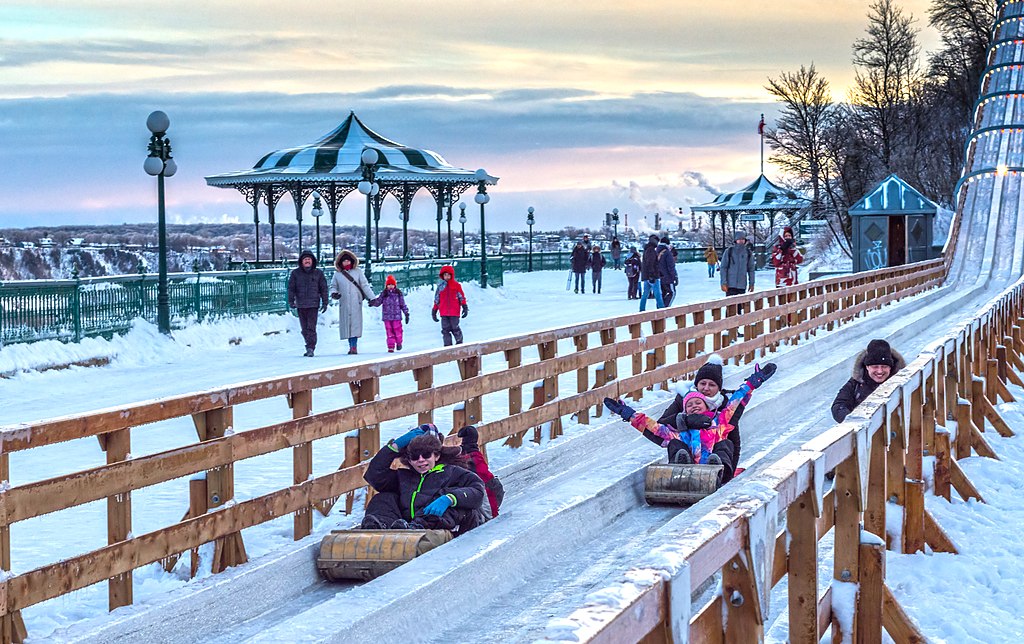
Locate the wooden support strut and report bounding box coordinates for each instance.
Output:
[290,390,313,540]
[193,406,248,575]
[787,490,819,644]
[0,451,27,643]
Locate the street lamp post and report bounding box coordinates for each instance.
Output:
[445,191,453,257]
[459,203,467,256]
[311,195,323,262]
[611,207,619,239]
[358,148,380,276]
[143,110,178,335]
[527,206,535,272]
[474,169,490,288]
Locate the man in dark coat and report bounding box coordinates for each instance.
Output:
[287,250,328,357]
[831,339,906,422]
[624,249,641,299]
[639,234,664,311]
[656,236,677,307]
[610,237,622,270]
[571,241,589,293]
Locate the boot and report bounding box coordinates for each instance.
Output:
[303,349,314,357]
[389,519,412,530]
[396,343,402,350]
[388,348,394,353]
[348,347,358,355]
[670,449,694,465]
[360,515,386,530]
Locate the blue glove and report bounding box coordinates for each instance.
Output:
[393,427,425,449]
[422,495,454,517]
[745,362,778,390]
[603,397,636,422]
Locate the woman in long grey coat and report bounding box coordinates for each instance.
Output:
[329,249,376,355]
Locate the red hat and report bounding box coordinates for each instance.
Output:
[385,274,397,287]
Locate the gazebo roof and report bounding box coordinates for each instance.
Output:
[848,174,937,216]
[690,174,809,213]
[205,112,496,187]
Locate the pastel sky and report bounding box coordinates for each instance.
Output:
[0,1,941,233]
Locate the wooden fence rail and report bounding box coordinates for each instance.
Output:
[0,257,945,641]
[549,272,1024,644]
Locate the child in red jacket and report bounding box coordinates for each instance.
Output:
[457,425,502,519]
[431,265,468,346]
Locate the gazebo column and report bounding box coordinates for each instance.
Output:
[446,196,454,257]
[268,195,278,262]
[253,200,260,263]
[436,195,444,259]
[294,199,304,255]
[730,213,738,240]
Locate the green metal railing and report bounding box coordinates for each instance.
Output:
[1,246,738,346]
[0,259,504,346]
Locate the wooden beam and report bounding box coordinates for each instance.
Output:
[923,509,957,554]
[980,394,1016,438]
[933,430,951,501]
[102,428,132,611]
[949,458,985,503]
[968,419,999,460]
[882,585,928,644]
[903,479,925,554]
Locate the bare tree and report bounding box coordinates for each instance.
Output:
[765,64,834,212]
[850,0,922,170]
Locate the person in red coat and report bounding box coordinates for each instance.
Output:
[771,226,803,287]
[431,265,468,346]
[457,425,503,519]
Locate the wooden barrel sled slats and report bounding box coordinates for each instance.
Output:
[644,463,723,505]
[316,529,454,581]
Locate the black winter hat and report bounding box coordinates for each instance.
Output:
[457,425,479,453]
[694,354,724,389]
[864,339,895,368]
[648,234,659,243]
[660,236,670,244]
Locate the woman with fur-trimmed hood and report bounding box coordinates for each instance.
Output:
[831,339,906,422]
[329,249,376,355]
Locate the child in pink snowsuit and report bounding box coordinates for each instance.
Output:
[370,275,410,352]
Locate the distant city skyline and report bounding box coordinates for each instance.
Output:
[0,1,941,231]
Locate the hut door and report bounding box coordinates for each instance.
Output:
[888,216,906,266]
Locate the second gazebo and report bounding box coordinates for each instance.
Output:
[691,174,809,257]
[205,112,498,269]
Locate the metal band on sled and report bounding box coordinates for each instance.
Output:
[644,463,723,505]
[317,529,453,582]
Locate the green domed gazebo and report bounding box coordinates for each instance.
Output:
[205,112,498,270]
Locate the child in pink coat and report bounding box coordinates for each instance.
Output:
[369,275,410,352]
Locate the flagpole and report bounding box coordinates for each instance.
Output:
[759,113,764,175]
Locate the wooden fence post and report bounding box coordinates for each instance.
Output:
[629,324,644,401]
[97,428,133,610]
[833,456,861,644]
[574,334,590,425]
[414,366,434,426]
[457,355,483,427]
[857,539,886,644]
[538,341,562,438]
[0,451,27,643]
[933,429,951,501]
[289,390,313,540]
[722,554,762,642]
[350,377,380,509]
[788,490,819,644]
[193,406,248,574]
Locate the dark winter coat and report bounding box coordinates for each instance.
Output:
[433,266,467,317]
[370,288,409,322]
[571,244,589,273]
[287,250,328,310]
[464,450,500,518]
[656,243,677,284]
[640,240,660,281]
[624,252,641,278]
[610,239,622,260]
[364,445,485,521]
[589,250,606,274]
[659,388,745,464]
[831,346,907,422]
[720,242,755,291]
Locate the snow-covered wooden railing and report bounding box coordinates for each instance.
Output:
[539,275,1024,644]
[0,257,944,642]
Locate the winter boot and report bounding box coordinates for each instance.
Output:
[389,519,413,530]
[396,343,402,351]
[707,454,723,466]
[303,349,314,357]
[388,348,394,353]
[348,347,358,355]
[360,515,386,530]
[670,448,694,465]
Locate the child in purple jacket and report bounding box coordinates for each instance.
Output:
[370,275,410,352]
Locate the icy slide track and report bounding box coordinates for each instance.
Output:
[58,13,1024,644]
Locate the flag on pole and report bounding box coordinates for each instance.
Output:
[757,114,766,135]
